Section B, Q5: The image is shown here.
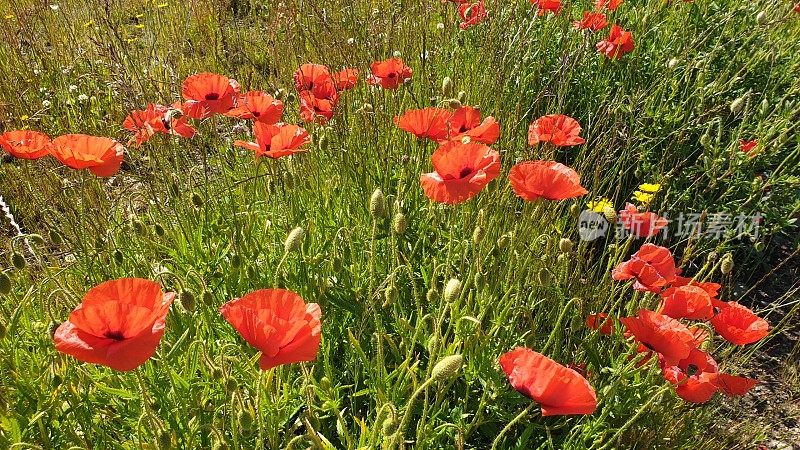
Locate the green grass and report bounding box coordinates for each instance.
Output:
[1,0,799,448]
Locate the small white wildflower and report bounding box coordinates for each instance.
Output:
[49,4,59,10]
[42,100,51,108]
[68,84,78,92]
[393,50,402,58]
[437,22,445,30]
[77,94,89,102]
[33,69,40,75]
[347,37,355,45]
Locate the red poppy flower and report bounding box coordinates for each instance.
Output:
[710,302,768,345]
[123,104,196,146]
[716,373,758,396]
[448,106,500,145]
[660,348,719,403]
[367,58,413,89]
[620,309,697,364]
[420,141,501,204]
[181,72,240,119]
[529,0,562,15]
[333,68,359,91]
[293,63,335,95]
[224,91,284,123]
[299,90,338,124]
[611,243,677,292]
[509,160,588,201]
[219,289,322,370]
[50,134,125,177]
[234,123,310,159]
[573,11,608,31]
[618,203,668,238]
[671,276,721,299]
[53,278,175,371]
[459,1,488,29]
[394,108,452,141]
[586,312,614,335]
[594,0,623,10]
[794,2,800,13]
[597,25,635,59]
[527,114,586,147]
[660,285,714,321]
[739,139,757,154]
[499,347,597,416]
[0,130,51,159]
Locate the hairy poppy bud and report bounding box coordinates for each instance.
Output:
[284,226,304,253]
[224,377,238,393]
[473,271,485,289]
[443,278,462,303]
[707,251,718,263]
[721,253,734,274]
[48,229,63,245]
[497,232,511,249]
[29,234,45,247]
[700,134,711,149]
[393,50,402,58]
[559,238,574,253]
[202,290,214,306]
[381,415,397,436]
[457,91,466,103]
[0,272,11,295]
[238,410,254,432]
[318,134,329,151]
[113,249,124,265]
[392,213,407,235]
[448,98,462,109]
[441,77,454,97]
[557,253,567,264]
[370,188,387,219]
[211,366,224,380]
[231,254,242,269]
[730,97,745,114]
[154,223,165,237]
[431,355,463,382]
[361,103,374,113]
[190,192,204,208]
[131,219,146,236]
[157,430,172,449]
[756,11,767,25]
[426,287,439,303]
[570,204,581,218]
[754,241,765,252]
[11,253,26,270]
[383,285,398,308]
[180,291,196,311]
[319,376,332,391]
[667,58,679,69]
[472,226,485,246]
[602,206,617,223]
[537,268,551,285]
[759,98,769,117]
[284,171,294,189]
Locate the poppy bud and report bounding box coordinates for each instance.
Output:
[213,442,229,450]
[48,321,59,339]
[754,241,765,252]
[318,134,329,151]
[224,377,238,393]
[707,251,718,263]
[231,254,242,269]
[190,192,204,208]
[441,77,454,97]
[537,268,551,285]
[557,253,567,265]
[0,272,11,295]
[570,204,581,218]
[113,249,124,265]
[472,226,485,246]
[154,223,165,237]
[392,213,407,235]
[431,355,463,382]
[730,96,745,114]
[700,134,711,149]
[759,98,769,117]
[157,431,172,449]
[237,410,254,432]
[457,91,466,102]
[211,366,224,380]
[497,232,511,249]
[284,171,294,189]
[602,205,617,223]
[131,219,146,236]
[473,271,485,289]
[11,253,26,270]
[667,58,679,69]
[284,226,304,253]
[180,291,196,311]
[448,98,462,109]
[319,376,332,391]
[275,88,287,99]
[0,321,6,339]
[361,103,374,113]
[756,11,767,25]
[721,253,734,274]
[285,91,297,103]
[426,287,439,303]
[443,278,462,303]
[559,238,574,253]
[48,229,63,245]
[202,290,214,306]
[381,415,397,436]
[246,266,256,279]
[29,234,45,247]
[383,285,398,307]
[370,188,387,219]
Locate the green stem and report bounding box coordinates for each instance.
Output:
[490,403,536,450]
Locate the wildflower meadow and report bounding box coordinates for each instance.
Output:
[0,0,799,448]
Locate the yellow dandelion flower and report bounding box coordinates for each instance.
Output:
[632,190,655,205]
[135,24,145,29]
[4,13,14,20]
[587,198,613,213]
[20,115,29,121]
[638,183,661,193]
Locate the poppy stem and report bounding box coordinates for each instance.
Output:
[490,403,536,450]
[596,384,672,450]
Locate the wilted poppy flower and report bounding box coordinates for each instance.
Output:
[739,139,757,154]
[448,106,500,145]
[573,11,608,31]
[53,278,175,371]
[0,130,51,159]
[595,0,623,10]
[611,243,677,292]
[710,302,768,345]
[181,72,240,119]
[50,134,125,177]
[459,1,488,29]
[219,289,322,370]
[420,141,501,204]
[234,123,310,159]
[499,347,597,416]
[299,90,338,124]
[619,203,668,238]
[509,160,588,201]
[123,104,196,146]
[394,108,452,141]
[660,285,714,320]
[620,309,697,364]
[660,348,719,403]
[224,91,284,123]
[530,0,562,15]
[717,373,758,396]
[586,312,614,335]
[597,25,635,59]
[367,58,413,89]
[528,114,585,147]
[333,68,359,91]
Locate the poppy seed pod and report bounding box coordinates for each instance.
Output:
[559,238,574,253]
[441,77,454,97]
[392,213,407,235]
[0,272,11,295]
[730,97,745,114]
[431,355,463,382]
[284,226,304,253]
[721,253,734,274]
[756,11,767,25]
[11,253,26,270]
[443,278,462,303]
[370,188,387,219]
